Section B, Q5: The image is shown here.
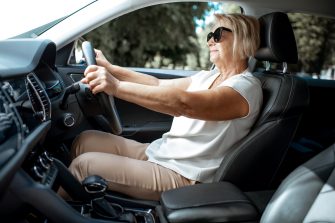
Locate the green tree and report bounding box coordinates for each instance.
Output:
[323,21,335,68]
[85,3,209,68]
[288,13,334,74]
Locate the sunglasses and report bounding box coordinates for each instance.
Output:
[207,26,232,42]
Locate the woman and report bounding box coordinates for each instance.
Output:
[69,13,262,200]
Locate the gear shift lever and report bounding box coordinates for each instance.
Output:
[82,175,108,196]
[82,175,120,218]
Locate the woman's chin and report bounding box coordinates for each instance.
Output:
[209,56,219,64]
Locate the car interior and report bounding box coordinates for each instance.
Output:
[0,1,334,223]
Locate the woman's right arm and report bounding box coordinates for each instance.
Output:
[95,49,191,90]
[109,64,191,90]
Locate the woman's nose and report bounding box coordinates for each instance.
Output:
[207,38,215,46]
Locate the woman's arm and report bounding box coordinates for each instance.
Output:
[95,49,191,90]
[108,64,191,90]
[83,66,248,121]
[115,82,249,120]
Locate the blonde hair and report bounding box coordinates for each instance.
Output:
[213,13,260,60]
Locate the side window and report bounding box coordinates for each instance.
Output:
[288,13,335,80]
[83,2,242,71]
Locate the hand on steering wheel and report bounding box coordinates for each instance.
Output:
[81,41,122,135]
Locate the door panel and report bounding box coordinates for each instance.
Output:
[115,68,198,143]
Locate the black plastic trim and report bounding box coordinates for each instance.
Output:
[0,39,56,79]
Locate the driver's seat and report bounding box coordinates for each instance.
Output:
[213,12,309,191]
[106,12,309,205]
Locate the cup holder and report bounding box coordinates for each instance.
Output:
[91,200,123,219]
[67,201,91,216]
[68,199,155,222]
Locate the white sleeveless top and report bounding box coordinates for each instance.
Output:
[145,70,263,182]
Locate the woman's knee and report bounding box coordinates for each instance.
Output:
[69,152,94,181]
[71,130,100,159]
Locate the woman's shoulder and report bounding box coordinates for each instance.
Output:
[190,70,214,81]
[225,70,260,85]
[193,69,212,76]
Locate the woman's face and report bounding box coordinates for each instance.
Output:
[207,20,234,65]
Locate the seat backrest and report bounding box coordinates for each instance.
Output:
[213,12,309,191]
[260,143,335,222]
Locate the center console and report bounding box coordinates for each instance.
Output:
[6,150,157,223]
[67,174,156,223]
[51,159,158,223]
[156,182,260,223]
[3,130,258,223]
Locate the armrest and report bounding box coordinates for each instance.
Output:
[160,182,259,223]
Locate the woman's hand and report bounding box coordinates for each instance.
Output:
[94,49,110,68]
[81,65,120,95]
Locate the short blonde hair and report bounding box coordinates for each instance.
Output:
[213,13,260,60]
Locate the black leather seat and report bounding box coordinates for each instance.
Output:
[213,12,309,191]
[260,142,335,222]
[158,142,335,223]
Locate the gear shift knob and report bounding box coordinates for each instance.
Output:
[82,175,108,194]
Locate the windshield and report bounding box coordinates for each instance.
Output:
[0,0,96,40]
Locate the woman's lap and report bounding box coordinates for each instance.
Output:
[69,130,195,200]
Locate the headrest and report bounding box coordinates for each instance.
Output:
[255,12,298,64]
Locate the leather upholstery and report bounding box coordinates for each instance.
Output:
[261,143,335,223]
[161,182,259,223]
[214,72,309,190]
[158,143,335,223]
[255,12,298,63]
[213,12,309,191]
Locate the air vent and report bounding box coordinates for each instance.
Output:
[26,73,51,122]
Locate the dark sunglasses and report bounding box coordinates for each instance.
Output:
[207,26,232,42]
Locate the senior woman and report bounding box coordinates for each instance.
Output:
[69,13,262,201]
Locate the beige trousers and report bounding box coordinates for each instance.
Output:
[69,130,195,200]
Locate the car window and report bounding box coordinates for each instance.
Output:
[82,2,242,71]
[288,13,335,80]
[80,5,335,80]
[255,13,335,80]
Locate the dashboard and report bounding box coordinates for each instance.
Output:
[0,38,160,222]
[0,39,63,195]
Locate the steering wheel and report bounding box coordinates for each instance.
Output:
[81,41,122,135]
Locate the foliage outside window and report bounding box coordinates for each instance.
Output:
[85,3,209,70]
[84,2,241,71]
[288,13,335,79]
[84,3,335,80]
